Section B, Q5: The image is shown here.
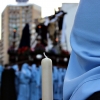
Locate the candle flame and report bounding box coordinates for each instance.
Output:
[43,52,48,58]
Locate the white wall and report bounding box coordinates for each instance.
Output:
[62,3,78,52]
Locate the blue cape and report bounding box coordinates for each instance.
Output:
[63,0,100,100]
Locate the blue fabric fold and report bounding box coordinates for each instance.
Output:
[63,0,100,99]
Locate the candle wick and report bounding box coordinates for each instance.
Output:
[43,52,48,58]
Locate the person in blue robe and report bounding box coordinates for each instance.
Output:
[30,64,40,100]
[62,68,66,82]
[17,63,31,100]
[27,62,32,100]
[12,64,20,97]
[0,65,4,86]
[64,68,66,75]
[63,0,100,100]
[37,65,42,100]
[53,66,59,99]
[0,65,4,98]
[57,68,63,100]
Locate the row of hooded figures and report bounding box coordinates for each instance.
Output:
[0,63,66,100]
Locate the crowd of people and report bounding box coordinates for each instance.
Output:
[0,63,66,100]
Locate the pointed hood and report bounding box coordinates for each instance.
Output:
[63,0,100,100]
[53,66,57,70]
[22,63,29,69]
[32,64,37,72]
[53,66,58,74]
[0,65,4,72]
[12,65,19,71]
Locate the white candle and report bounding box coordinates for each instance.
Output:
[41,53,53,100]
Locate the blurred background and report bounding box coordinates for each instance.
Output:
[0,0,79,100]
[0,0,79,65]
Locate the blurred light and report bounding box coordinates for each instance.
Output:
[38,25,41,28]
[36,54,42,59]
[64,58,68,62]
[55,38,59,42]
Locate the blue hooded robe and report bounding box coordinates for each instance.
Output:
[37,65,42,100]
[0,65,4,87]
[12,64,20,96]
[0,65,4,98]
[63,0,100,100]
[30,64,40,100]
[62,68,66,82]
[17,63,31,100]
[53,66,59,99]
[57,68,63,100]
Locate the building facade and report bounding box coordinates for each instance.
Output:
[0,40,3,65]
[61,3,79,52]
[1,3,41,65]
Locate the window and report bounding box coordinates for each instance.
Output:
[27,19,30,23]
[29,6,32,9]
[9,28,12,31]
[17,23,20,27]
[15,7,17,10]
[12,24,16,28]
[16,7,19,10]
[9,23,12,27]
[9,6,12,10]
[17,14,20,18]
[22,10,25,14]
[32,23,36,28]
[17,19,19,23]
[9,14,12,18]
[2,29,4,33]
[31,29,35,34]
[22,18,25,23]
[9,18,11,21]
[13,15,16,19]
[11,20,14,23]
[22,14,25,18]
[12,6,14,9]
[22,24,25,28]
